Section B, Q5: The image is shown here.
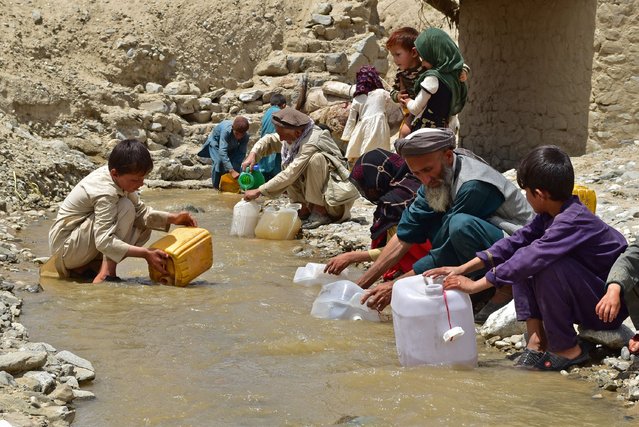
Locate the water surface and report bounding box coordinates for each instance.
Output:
[15,189,633,426]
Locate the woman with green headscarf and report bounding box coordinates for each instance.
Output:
[401,27,468,132]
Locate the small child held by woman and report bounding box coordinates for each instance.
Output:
[385,27,427,138]
[402,27,468,132]
[427,145,628,370]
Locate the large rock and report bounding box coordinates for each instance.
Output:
[255,53,289,76]
[238,89,264,102]
[55,350,95,372]
[347,52,370,78]
[24,370,56,393]
[578,324,636,349]
[170,95,200,115]
[355,34,379,61]
[479,301,526,338]
[0,351,47,374]
[325,53,349,74]
[164,81,191,95]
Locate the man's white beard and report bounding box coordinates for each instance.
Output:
[424,164,454,213]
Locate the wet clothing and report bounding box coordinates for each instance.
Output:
[258,105,282,181]
[197,120,249,188]
[250,126,357,221]
[396,152,534,275]
[342,89,395,161]
[606,242,639,330]
[478,196,628,352]
[48,166,170,277]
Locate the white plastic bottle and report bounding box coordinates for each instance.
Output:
[391,275,477,368]
[230,200,260,238]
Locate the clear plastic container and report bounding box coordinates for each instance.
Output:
[293,262,361,286]
[254,204,302,240]
[230,200,260,238]
[311,280,380,322]
[391,275,477,368]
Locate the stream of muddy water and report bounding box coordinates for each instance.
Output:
[12,189,633,426]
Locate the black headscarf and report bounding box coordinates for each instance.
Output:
[349,149,422,241]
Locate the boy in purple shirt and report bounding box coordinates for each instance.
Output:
[427,145,628,370]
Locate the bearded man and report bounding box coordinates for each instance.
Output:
[359,128,534,315]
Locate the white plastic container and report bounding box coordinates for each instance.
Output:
[254,204,302,240]
[230,200,260,238]
[391,275,477,368]
[311,280,380,322]
[293,262,361,286]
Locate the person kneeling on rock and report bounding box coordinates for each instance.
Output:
[48,139,197,283]
[429,145,629,371]
[597,241,639,354]
[241,107,359,229]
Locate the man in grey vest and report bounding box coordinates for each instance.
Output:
[357,128,534,317]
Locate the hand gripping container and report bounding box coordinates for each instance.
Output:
[254,204,302,240]
[148,227,213,287]
[311,280,380,321]
[391,275,477,368]
[572,184,597,214]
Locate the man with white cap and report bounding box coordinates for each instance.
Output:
[357,127,534,317]
[242,107,358,229]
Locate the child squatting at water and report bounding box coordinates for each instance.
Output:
[427,145,629,371]
[48,139,197,284]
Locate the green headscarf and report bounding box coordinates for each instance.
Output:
[413,28,467,117]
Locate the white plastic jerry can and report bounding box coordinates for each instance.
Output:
[391,275,477,368]
[230,200,261,238]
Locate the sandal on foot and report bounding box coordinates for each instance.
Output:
[533,349,590,371]
[514,348,545,368]
[104,275,123,282]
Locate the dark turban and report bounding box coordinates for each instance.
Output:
[394,128,456,157]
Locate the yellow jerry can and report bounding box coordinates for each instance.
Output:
[572,184,597,214]
[148,227,213,286]
[219,173,240,193]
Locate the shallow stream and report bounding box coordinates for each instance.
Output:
[13,189,634,426]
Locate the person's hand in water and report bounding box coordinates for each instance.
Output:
[361,281,393,311]
[324,253,354,275]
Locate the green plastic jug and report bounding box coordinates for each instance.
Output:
[238,165,266,191]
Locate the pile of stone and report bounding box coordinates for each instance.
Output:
[0,278,96,426]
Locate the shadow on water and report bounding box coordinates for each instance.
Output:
[13,189,634,426]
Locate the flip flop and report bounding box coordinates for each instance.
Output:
[533,347,590,371]
[514,348,545,368]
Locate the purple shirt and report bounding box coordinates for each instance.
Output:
[478,196,627,288]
